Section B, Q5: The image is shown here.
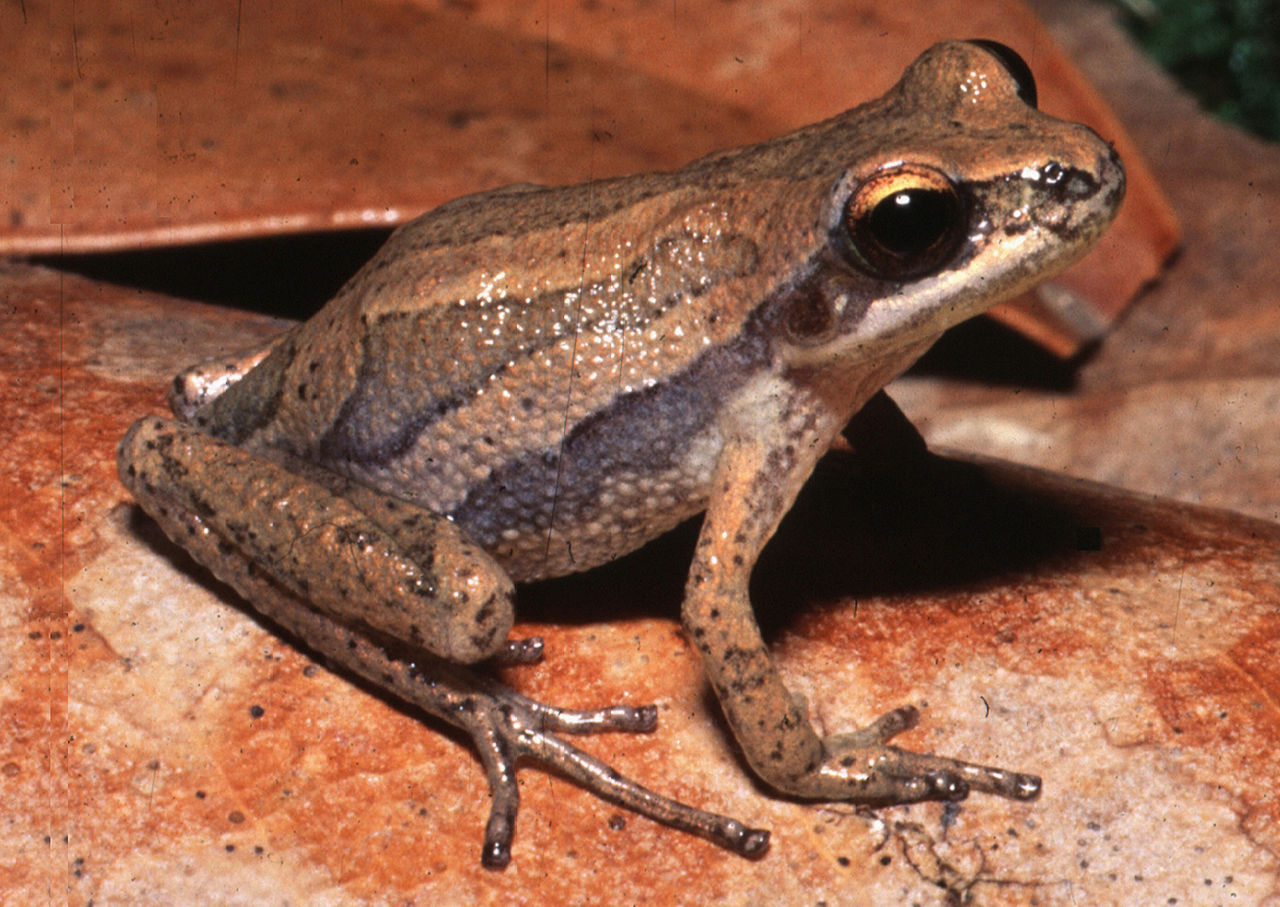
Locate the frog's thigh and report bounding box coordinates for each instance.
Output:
[118,416,514,663]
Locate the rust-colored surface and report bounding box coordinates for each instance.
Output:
[6,258,1279,900]
[2,0,1174,352]
[2,0,773,253]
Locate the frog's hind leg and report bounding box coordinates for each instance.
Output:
[139,490,767,866]
[120,417,516,665]
[119,418,768,867]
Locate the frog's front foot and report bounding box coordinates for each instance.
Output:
[453,676,770,867]
[802,705,1041,805]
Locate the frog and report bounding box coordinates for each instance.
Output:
[118,40,1124,867]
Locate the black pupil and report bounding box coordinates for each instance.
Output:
[868,189,953,257]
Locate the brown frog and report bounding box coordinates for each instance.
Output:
[118,40,1125,867]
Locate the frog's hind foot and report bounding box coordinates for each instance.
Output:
[456,676,769,868]
[245,581,767,867]
[141,489,770,868]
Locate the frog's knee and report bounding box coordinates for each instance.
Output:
[434,555,515,663]
[117,416,182,492]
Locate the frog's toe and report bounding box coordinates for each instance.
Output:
[875,747,1040,801]
[823,704,921,750]
[479,774,519,869]
[492,635,545,665]
[880,769,970,803]
[506,688,657,734]
[958,764,1042,800]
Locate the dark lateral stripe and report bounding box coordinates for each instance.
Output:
[314,232,759,467]
[448,325,773,555]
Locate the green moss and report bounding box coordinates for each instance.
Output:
[1118,0,1280,140]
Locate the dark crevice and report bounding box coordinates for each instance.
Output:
[31,228,392,321]
[910,316,1083,391]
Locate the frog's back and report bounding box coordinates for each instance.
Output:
[197,143,838,578]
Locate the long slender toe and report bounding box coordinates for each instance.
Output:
[734,827,771,858]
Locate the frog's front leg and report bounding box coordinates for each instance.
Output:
[118,417,768,867]
[683,388,1041,806]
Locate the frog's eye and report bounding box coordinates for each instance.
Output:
[841,164,966,281]
[967,39,1038,109]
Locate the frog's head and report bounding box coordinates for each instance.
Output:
[768,40,1125,370]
